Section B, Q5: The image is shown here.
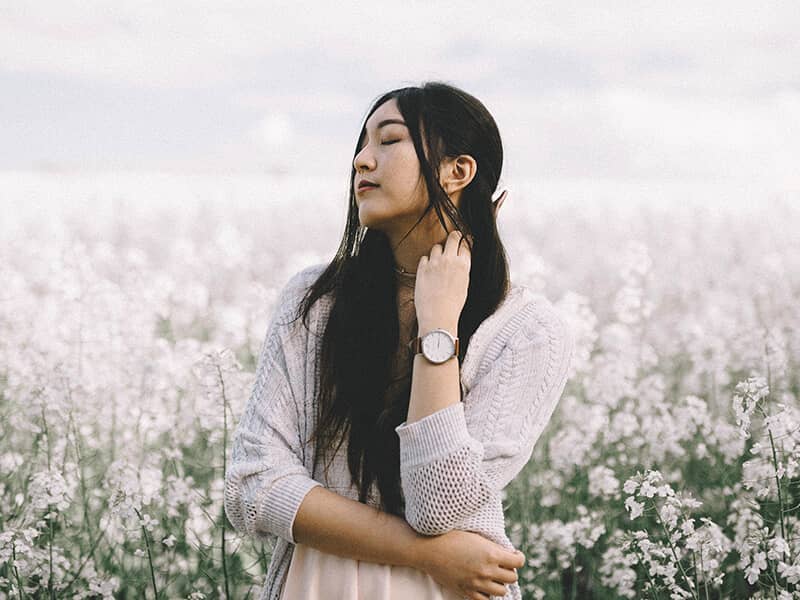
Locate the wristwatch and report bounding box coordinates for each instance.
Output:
[407,328,460,365]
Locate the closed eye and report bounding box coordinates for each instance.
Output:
[381,140,400,145]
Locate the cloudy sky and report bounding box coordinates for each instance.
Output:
[1,1,798,190]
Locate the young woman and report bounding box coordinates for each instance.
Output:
[225,81,574,600]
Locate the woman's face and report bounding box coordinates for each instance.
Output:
[353,98,430,235]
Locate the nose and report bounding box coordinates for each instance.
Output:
[353,145,375,173]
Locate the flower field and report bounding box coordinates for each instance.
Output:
[1,172,798,599]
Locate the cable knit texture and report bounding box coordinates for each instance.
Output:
[224,262,575,600]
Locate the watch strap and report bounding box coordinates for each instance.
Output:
[407,331,460,357]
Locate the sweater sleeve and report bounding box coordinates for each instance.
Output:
[394,298,574,536]
[224,272,324,545]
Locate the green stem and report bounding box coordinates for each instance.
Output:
[770,560,778,600]
[12,543,26,600]
[40,407,55,600]
[651,500,697,600]
[134,508,159,599]
[632,545,660,600]
[48,514,55,600]
[767,429,788,558]
[60,525,107,596]
[570,549,577,600]
[698,543,710,600]
[68,410,97,562]
[218,364,231,600]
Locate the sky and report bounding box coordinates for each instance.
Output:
[1,1,798,191]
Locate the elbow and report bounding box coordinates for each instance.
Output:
[223,467,270,539]
[403,483,500,536]
[406,498,506,543]
[223,473,250,535]
[404,498,482,537]
[224,463,324,544]
[405,513,457,537]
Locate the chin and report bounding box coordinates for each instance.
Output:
[357,207,391,230]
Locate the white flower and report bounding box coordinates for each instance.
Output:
[624,497,644,520]
[767,536,790,561]
[732,376,770,439]
[28,470,71,512]
[139,513,158,531]
[589,465,620,498]
[746,551,767,584]
[623,478,638,495]
[659,503,680,530]
[640,480,657,498]
[776,561,800,585]
[681,520,695,538]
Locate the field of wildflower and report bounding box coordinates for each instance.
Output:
[1,172,798,599]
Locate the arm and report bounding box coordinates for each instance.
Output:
[224,270,325,545]
[224,268,429,569]
[395,298,575,536]
[291,484,423,568]
[404,317,461,424]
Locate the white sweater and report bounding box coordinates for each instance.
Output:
[224,263,575,600]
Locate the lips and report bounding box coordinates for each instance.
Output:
[358,182,379,191]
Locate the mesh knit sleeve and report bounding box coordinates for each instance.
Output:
[223,272,324,545]
[394,298,574,537]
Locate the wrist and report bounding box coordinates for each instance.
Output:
[417,320,459,338]
[407,533,437,572]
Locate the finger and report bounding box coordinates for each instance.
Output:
[492,192,506,218]
[429,241,444,258]
[491,567,519,584]
[481,580,510,597]
[498,549,525,569]
[492,190,507,219]
[443,229,462,256]
[457,233,472,258]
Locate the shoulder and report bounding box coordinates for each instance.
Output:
[273,262,329,326]
[509,288,575,380]
[466,285,573,381]
[513,287,574,352]
[282,262,328,298]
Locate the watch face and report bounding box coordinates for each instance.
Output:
[421,329,456,364]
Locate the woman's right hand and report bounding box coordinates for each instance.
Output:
[415,530,525,599]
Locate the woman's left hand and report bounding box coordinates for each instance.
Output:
[414,229,472,335]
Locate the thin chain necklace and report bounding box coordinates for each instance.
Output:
[394,264,417,290]
[394,264,417,276]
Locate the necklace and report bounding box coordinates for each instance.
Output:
[394,267,416,289]
[394,264,417,276]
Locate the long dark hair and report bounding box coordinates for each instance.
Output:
[291,81,511,517]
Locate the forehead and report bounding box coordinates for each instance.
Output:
[364,99,403,130]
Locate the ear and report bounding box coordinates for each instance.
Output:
[440,154,477,196]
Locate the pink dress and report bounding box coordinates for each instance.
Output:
[280,543,465,600]
[280,337,466,599]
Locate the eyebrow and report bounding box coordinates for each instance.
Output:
[366,118,407,131]
[357,118,407,150]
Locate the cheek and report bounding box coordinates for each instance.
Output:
[393,153,423,188]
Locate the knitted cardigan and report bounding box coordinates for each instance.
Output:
[224,263,574,600]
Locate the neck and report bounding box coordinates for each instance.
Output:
[387,222,453,274]
[395,273,416,290]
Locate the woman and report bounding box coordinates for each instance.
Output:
[224,81,574,600]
